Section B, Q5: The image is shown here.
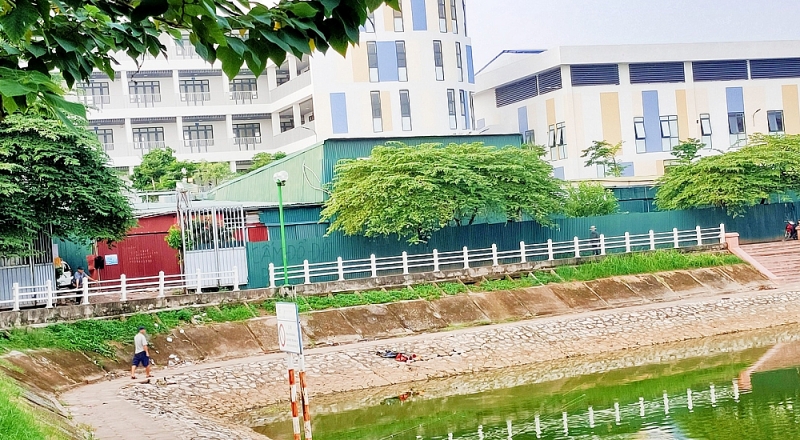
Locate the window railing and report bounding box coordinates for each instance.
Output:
[184,138,215,152]
[129,94,162,107]
[133,141,166,151]
[180,92,211,105]
[229,91,258,102]
[234,137,262,150]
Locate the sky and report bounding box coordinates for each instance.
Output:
[467,0,800,70]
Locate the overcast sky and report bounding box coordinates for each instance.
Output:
[467,0,800,69]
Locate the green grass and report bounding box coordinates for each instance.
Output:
[0,374,71,440]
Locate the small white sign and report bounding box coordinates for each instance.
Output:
[104,254,119,266]
[276,302,303,354]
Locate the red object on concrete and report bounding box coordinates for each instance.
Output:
[95,215,181,280]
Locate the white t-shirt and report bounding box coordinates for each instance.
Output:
[134,333,148,354]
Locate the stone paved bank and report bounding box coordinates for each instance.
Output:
[120,289,800,439]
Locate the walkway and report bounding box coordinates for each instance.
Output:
[740,241,800,284]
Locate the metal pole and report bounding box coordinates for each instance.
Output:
[298,354,313,440]
[277,183,289,286]
[287,354,301,440]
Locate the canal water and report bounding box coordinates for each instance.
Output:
[254,330,800,439]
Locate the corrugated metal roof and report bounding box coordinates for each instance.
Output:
[133,200,280,218]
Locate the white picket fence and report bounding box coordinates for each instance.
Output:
[268,225,727,287]
[0,268,242,311]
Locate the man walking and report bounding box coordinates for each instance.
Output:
[131,326,152,379]
[589,226,601,256]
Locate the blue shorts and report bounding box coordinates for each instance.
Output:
[132,351,150,367]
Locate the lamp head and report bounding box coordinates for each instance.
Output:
[273,170,289,186]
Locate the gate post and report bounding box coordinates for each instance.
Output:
[520,241,526,263]
[120,274,127,302]
[12,283,19,312]
[82,278,89,305]
[233,266,241,291]
[45,280,53,309]
[625,232,631,253]
[719,223,726,244]
[196,268,202,294]
[673,228,680,248]
[649,230,656,250]
[696,226,703,245]
[433,250,440,272]
[401,252,409,275]
[370,254,377,278]
[303,261,311,285]
[491,244,499,266]
[158,271,166,298]
[462,246,470,269]
[573,237,581,259]
[547,239,554,261]
[600,234,606,256]
[269,263,276,288]
[337,257,345,281]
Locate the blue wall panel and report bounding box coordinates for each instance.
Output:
[620,162,635,177]
[466,45,475,83]
[411,0,427,30]
[376,41,399,82]
[553,167,565,180]
[642,90,661,153]
[517,106,528,134]
[330,93,349,134]
[726,87,745,113]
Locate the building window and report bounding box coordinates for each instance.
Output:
[183,124,215,152]
[455,42,463,82]
[276,63,291,86]
[700,113,713,149]
[175,38,197,58]
[660,115,679,151]
[523,129,535,145]
[229,78,258,102]
[132,127,165,151]
[179,79,211,105]
[393,4,404,31]
[548,123,567,160]
[728,112,746,148]
[469,92,476,129]
[367,41,379,82]
[371,91,383,132]
[433,40,444,81]
[437,0,447,32]
[94,128,114,151]
[768,110,785,134]
[362,10,375,33]
[128,80,161,107]
[459,89,467,127]
[447,89,457,129]
[233,123,261,150]
[396,41,408,82]
[77,81,110,107]
[400,90,412,131]
[633,117,647,153]
[279,108,294,132]
[450,0,458,33]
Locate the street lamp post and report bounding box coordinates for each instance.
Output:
[274,171,290,287]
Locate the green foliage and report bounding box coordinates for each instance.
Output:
[655,134,800,215]
[0,373,72,440]
[250,151,288,171]
[438,282,467,295]
[193,160,236,189]
[563,181,620,218]
[671,138,706,163]
[321,142,564,244]
[131,147,195,191]
[205,304,256,322]
[0,115,135,256]
[165,225,183,251]
[582,140,627,177]
[0,0,398,120]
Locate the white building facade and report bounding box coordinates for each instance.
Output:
[474,41,800,180]
[80,0,476,172]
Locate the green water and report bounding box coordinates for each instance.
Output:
[255,342,800,439]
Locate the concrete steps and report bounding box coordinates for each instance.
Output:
[740,241,800,284]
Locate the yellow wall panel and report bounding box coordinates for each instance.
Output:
[546,98,556,126]
[783,85,800,135]
[675,90,689,141]
[599,92,622,145]
[351,44,368,83]
[383,5,394,32]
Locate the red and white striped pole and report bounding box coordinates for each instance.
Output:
[299,354,313,439]
[287,354,301,440]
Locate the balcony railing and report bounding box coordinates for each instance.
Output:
[77,94,111,108]
[175,43,199,59]
[229,91,258,102]
[184,138,215,152]
[180,92,211,105]
[133,141,166,151]
[129,94,162,108]
[234,136,262,150]
[101,143,115,152]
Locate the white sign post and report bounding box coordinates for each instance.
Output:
[276,302,312,440]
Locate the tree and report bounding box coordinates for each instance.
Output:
[193,161,236,189]
[250,151,287,171]
[131,147,196,191]
[320,143,564,244]
[655,134,800,215]
[671,138,706,163]
[0,0,397,121]
[0,114,135,256]
[563,181,620,218]
[582,140,627,177]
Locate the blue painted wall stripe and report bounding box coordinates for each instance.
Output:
[411,0,427,31]
[376,41,399,82]
[642,90,661,153]
[517,106,528,134]
[466,45,475,83]
[330,93,348,134]
[726,87,745,113]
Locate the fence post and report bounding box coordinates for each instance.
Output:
[233,266,240,291]
[462,246,470,269]
[303,261,311,285]
[547,239,554,261]
[402,251,409,275]
[573,237,581,259]
[45,280,53,309]
[158,271,165,298]
[337,257,345,281]
[719,223,726,244]
[649,230,656,251]
[625,232,631,253]
[120,274,127,302]
[269,263,276,288]
[600,234,606,256]
[82,278,89,305]
[12,283,19,312]
[491,244,499,266]
[196,268,202,294]
[370,254,378,278]
[520,241,527,263]
[673,228,680,248]
[696,226,703,246]
[433,249,440,272]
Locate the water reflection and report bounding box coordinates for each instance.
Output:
[255,337,800,439]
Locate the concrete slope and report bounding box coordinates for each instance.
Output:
[740,241,800,284]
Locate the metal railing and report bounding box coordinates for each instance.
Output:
[133,141,166,151]
[0,268,242,311]
[268,225,727,288]
[229,90,258,101]
[128,94,162,107]
[180,92,211,105]
[184,138,215,152]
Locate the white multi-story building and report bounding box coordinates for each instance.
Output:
[474,41,800,180]
[81,0,476,172]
